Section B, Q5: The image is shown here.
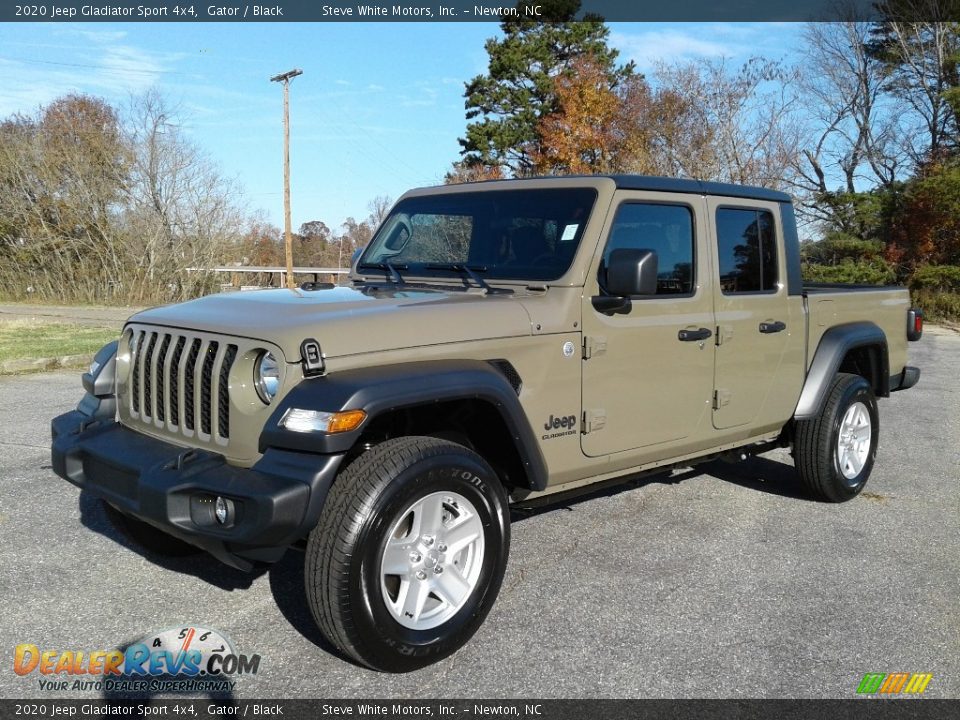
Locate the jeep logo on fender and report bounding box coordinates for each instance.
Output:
[542,414,577,440]
[544,414,577,431]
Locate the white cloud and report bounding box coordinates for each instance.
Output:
[71,29,129,43]
[610,29,738,71]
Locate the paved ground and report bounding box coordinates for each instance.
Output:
[1,328,956,700]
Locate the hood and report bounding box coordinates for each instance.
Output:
[128,285,534,362]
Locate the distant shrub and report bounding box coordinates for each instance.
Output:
[802,258,897,285]
[909,264,960,293]
[913,290,960,322]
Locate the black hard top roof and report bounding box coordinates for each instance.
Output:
[452,174,791,203]
[606,175,791,203]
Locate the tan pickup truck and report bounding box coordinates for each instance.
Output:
[52,175,921,672]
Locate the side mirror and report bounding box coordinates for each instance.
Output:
[606,248,658,297]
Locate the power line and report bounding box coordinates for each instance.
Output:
[0,54,190,78]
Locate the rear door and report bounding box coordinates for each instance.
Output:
[707,198,795,430]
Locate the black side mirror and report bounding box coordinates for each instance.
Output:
[606,248,658,296]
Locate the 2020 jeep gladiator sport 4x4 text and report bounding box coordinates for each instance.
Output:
[52,175,922,672]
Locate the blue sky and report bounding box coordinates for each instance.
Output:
[0,22,803,231]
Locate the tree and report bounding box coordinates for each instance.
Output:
[0,94,130,300]
[650,58,803,190]
[888,159,960,271]
[798,19,906,202]
[121,90,246,301]
[444,160,504,184]
[459,0,633,176]
[367,195,393,227]
[532,56,651,175]
[296,220,332,266]
[867,1,960,163]
[0,91,248,304]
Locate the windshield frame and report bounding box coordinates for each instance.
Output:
[356,185,601,285]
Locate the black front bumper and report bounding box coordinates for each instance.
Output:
[52,411,344,570]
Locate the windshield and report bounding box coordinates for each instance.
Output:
[359,187,597,282]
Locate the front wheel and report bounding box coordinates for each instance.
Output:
[305,436,510,672]
[794,373,879,502]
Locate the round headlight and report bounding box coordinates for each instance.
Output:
[254,351,280,404]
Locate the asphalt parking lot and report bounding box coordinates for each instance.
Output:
[1,327,956,699]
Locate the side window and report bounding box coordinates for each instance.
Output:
[601,203,695,296]
[715,208,778,293]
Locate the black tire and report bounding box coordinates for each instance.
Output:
[103,502,200,556]
[305,436,510,672]
[794,372,879,502]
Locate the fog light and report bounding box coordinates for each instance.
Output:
[215,496,229,525]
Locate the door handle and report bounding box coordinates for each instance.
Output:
[678,327,713,342]
[759,320,786,334]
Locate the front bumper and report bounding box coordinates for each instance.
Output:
[51,411,343,570]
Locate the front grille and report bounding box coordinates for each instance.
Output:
[128,329,238,444]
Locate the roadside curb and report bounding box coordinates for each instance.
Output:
[0,353,90,375]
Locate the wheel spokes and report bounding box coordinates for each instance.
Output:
[444,513,483,555]
[397,578,430,623]
[837,401,872,482]
[848,449,864,475]
[413,493,446,538]
[380,490,487,631]
[432,565,472,608]
[381,539,412,576]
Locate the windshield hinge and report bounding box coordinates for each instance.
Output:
[582,409,606,434]
[716,325,734,346]
[582,335,607,360]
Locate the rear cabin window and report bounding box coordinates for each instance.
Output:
[601,203,695,295]
[715,208,778,293]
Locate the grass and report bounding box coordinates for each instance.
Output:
[0,320,118,369]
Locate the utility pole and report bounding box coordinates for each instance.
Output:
[270,68,303,289]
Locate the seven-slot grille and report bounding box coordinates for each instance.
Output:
[128,329,238,445]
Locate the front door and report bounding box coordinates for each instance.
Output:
[580,192,715,458]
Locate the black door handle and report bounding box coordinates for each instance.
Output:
[678,327,713,342]
[759,321,786,334]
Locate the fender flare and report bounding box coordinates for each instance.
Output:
[793,322,889,421]
[259,359,548,491]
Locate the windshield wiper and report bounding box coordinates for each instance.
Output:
[425,263,508,294]
[357,262,407,285]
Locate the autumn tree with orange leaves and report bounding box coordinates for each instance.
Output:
[532,56,654,175]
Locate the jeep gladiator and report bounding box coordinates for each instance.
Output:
[52,175,921,672]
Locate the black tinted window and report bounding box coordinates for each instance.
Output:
[602,203,694,295]
[716,208,778,293]
[362,188,596,281]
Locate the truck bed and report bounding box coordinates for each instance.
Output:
[803,284,911,381]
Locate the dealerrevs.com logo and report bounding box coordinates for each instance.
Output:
[14,626,260,693]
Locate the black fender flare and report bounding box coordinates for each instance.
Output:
[794,322,889,421]
[259,359,548,491]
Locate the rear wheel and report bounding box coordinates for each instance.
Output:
[794,372,879,502]
[305,436,510,672]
